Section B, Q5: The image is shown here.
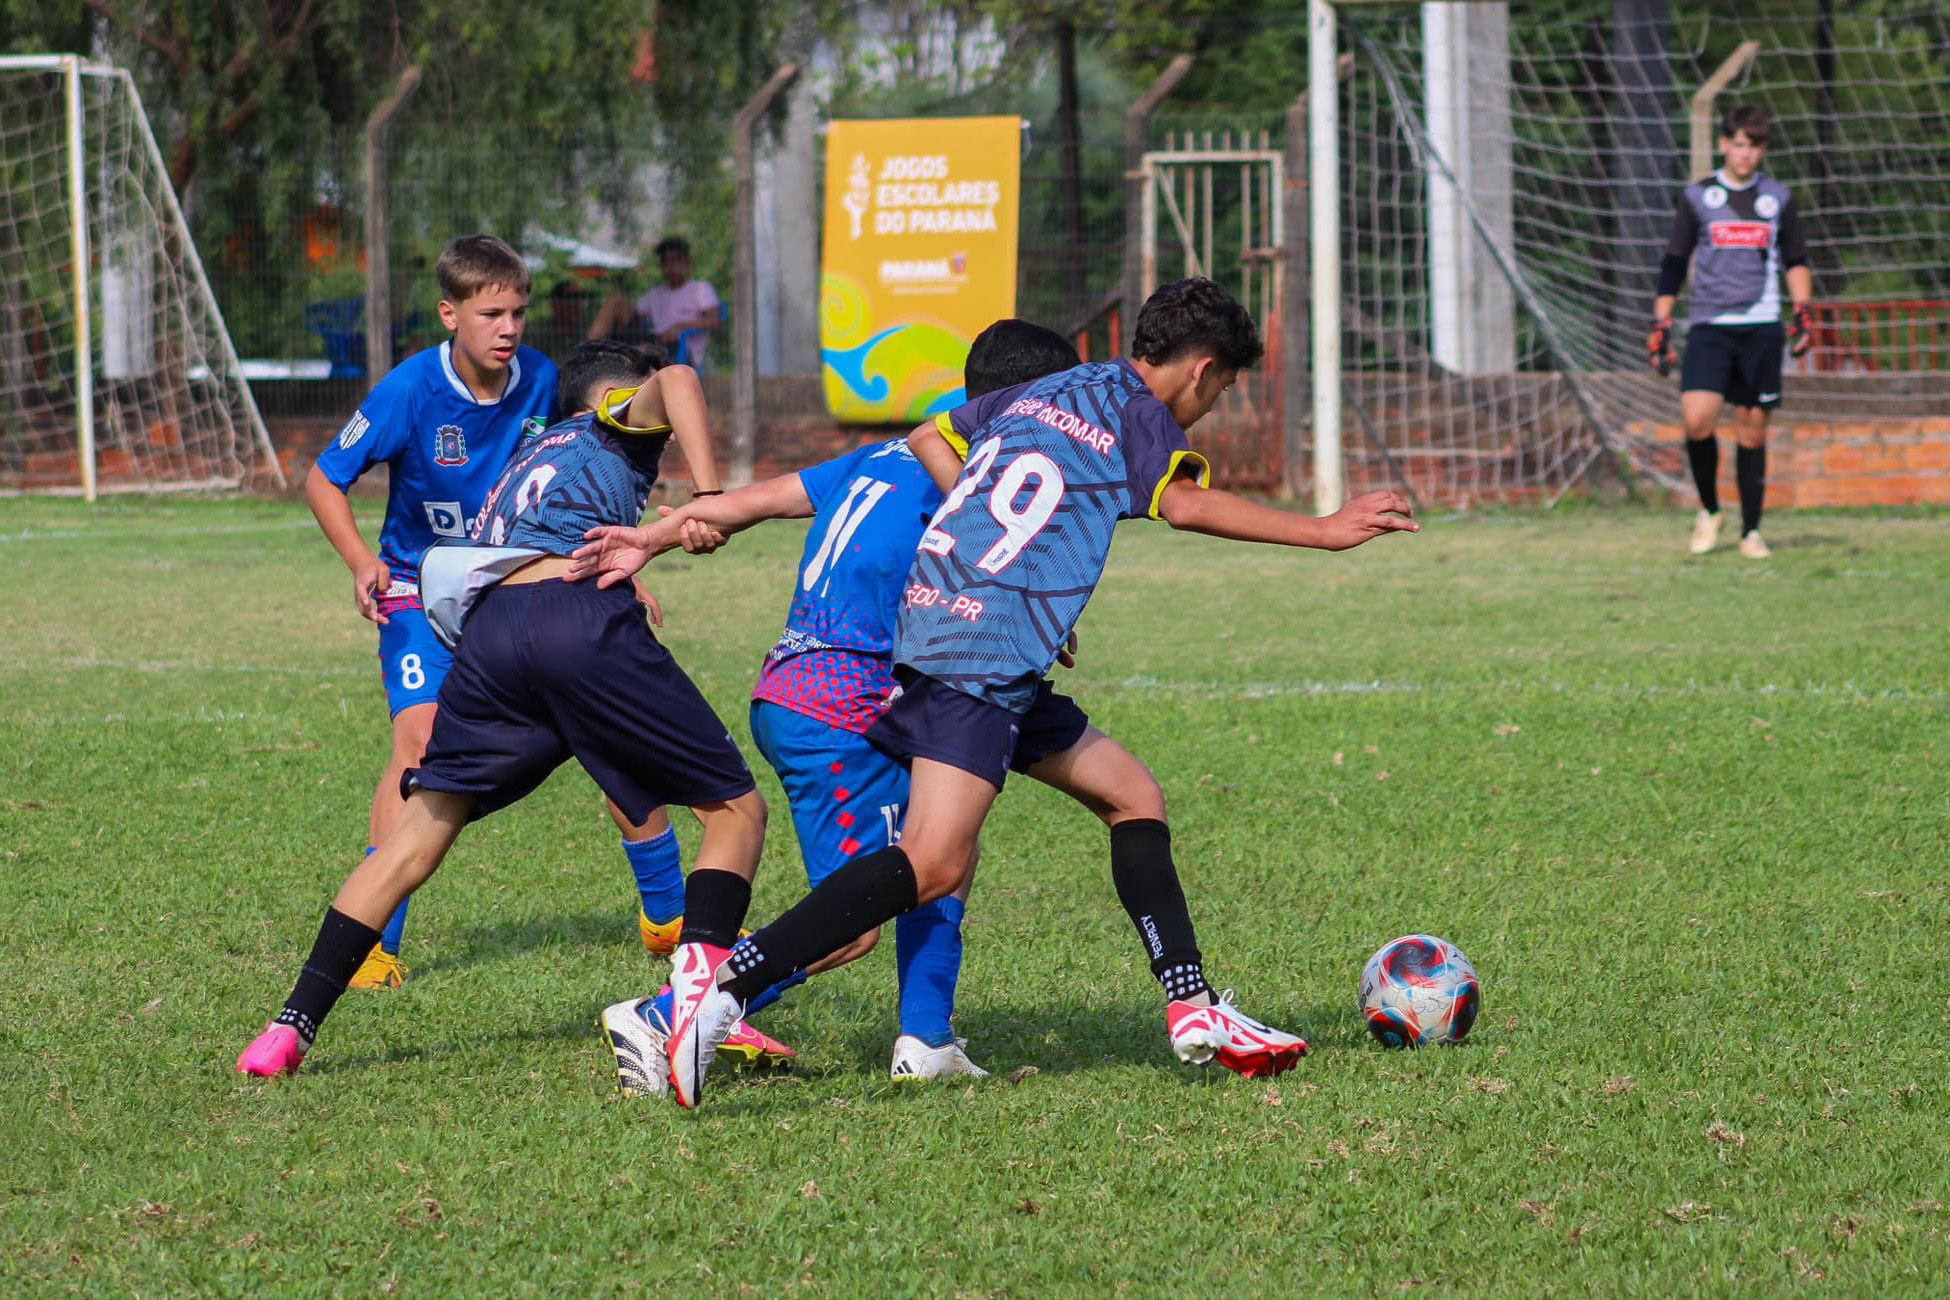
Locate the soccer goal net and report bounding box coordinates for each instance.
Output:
[1314,3,1950,509]
[0,57,278,496]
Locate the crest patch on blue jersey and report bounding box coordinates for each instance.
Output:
[522,416,546,438]
[433,424,468,466]
[336,411,370,450]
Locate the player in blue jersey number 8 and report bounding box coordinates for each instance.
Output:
[579,280,1417,1107]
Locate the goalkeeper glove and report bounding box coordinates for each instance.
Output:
[1788,301,1815,358]
[1647,317,1675,375]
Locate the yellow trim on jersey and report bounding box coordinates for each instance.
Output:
[595,386,673,436]
[1146,450,1211,519]
[934,411,970,461]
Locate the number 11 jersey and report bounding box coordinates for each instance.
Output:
[897,358,1209,713]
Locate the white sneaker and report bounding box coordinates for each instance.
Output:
[1166,991,1309,1078]
[1689,508,1723,555]
[598,997,670,1099]
[1738,530,1771,559]
[664,943,744,1109]
[889,1034,990,1081]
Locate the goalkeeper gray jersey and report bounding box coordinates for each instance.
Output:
[1665,171,1805,327]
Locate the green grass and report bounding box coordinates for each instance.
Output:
[3,496,1948,1294]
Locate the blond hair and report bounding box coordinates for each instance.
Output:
[436,234,531,303]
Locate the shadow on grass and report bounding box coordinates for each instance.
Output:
[408,909,640,976]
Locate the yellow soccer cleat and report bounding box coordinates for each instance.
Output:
[638,909,684,956]
[349,945,409,990]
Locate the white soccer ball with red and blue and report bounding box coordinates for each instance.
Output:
[1358,934,1480,1048]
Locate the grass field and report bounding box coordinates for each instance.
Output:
[4,495,1948,1294]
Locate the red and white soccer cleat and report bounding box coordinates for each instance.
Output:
[663,942,743,1108]
[236,1022,310,1077]
[1166,992,1309,1079]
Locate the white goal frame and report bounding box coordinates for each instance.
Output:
[0,54,280,497]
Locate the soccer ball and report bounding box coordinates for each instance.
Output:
[1359,934,1480,1048]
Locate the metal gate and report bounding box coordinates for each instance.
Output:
[1140,132,1285,490]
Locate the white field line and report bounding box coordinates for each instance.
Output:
[0,519,319,544]
[1108,675,1946,703]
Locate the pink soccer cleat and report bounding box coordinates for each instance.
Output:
[236,1023,309,1077]
[719,1019,795,1070]
[664,942,743,1109]
[1166,992,1308,1079]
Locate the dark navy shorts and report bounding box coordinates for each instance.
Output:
[865,668,1090,790]
[1681,322,1784,409]
[405,579,755,821]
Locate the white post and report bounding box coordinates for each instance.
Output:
[1309,0,1342,515]
[1424,2,1515,375]
[65,55,95,501]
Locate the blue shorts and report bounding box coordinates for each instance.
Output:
[406,579,756,821]
[866,670,1090,790]
[376,605,452,716]
[750,700,909,887]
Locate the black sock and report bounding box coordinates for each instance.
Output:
[721,847,919,1002]
[1686,436,1720,513]
[1736,443,1766,536]
[675,867,751,950]
[275,907,383,1044]
[1109,819,1211,1003]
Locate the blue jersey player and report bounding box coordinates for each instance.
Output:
[305,235,554,988]
[646,278,1420,1108]
[574,319,1083,1086]
[240,342,781,1079]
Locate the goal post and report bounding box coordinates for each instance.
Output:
[1307,3,1950,512]
[0,55,280,497]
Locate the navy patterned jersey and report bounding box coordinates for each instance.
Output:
[896,358,1209,712]
[470,395,670,552]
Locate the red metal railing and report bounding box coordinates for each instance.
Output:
[1806,300,1950,373]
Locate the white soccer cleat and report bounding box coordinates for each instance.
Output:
[598,997,671,1099]
[1689,508,1724,555]
[664,943,744,1109]
[1738,530,1771,559]
[889,1034,990,1081]
[1166,992,1309,1079]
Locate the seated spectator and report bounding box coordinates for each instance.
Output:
[587,236,722,369]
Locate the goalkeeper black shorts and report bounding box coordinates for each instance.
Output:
[1680,321,1785,409]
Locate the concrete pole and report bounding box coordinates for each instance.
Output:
[732,61,801,486]
[363,65,422,393]
[1309,0,1342,514]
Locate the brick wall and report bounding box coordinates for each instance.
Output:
[1631,416,1950,508]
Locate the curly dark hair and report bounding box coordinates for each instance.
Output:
[1131,277,1263,371]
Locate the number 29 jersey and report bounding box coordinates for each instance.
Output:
[896,358,1210,713]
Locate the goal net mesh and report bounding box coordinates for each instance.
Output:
[1332,5,1950,507]
[0,63,270,492]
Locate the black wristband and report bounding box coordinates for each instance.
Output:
[691,489,723,497]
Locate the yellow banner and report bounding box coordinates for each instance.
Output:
[821,116,1020,423]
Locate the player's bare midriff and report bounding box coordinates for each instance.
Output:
[499,554,577,585]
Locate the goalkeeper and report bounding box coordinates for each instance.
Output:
[1648,102,1813,560]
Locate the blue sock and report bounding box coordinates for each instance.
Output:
[623,826,685,925]
[742,969,808,1018]
[895,896,964,1047]
[369,846,409,954]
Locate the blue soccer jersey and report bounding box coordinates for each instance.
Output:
[752,437,944,734]
[897,358,1209,712]
[313,341,555,595]
[471,394,670,553]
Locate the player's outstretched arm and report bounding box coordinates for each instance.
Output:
[1159,479,1417,552]
[625,365,722,493]
[568,473,814,588]
[906,418,964,492]
[303,462,390,624]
